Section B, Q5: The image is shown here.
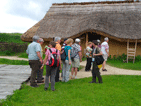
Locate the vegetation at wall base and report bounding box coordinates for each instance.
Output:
[0,33,28,56]
[1,75,141,106]
[108,53,141,62]
[107,54,141,70]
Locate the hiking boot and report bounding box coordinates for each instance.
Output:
[74,76,78,79]
[30,85,39,88]
[71,76,74,79]
[52,89,56,91]
[37,81,44,83]
[102,69,107,71]
[89,81,96,83]
[44,87,48,91]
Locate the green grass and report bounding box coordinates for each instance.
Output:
[107,59,141,71]
[82,56,87,61]
[1,75,141,106]
[0,58,28,65]
[0,33,25,44]
[17,52,28,58]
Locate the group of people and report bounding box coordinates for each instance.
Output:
[85,37,109,83]
[26,36,82,91]
[26,35,109,91]
[85,37,109,72]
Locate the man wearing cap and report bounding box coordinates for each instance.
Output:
[54,37,62,82]
[71,38,82,79]
[97,39,101,48]
[36,38,44,83]
[101,37,109,71]
[26,35,43,87]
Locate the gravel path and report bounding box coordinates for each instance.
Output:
[0,56,140,77]
[78,61,141,79]
[0,56,28,61]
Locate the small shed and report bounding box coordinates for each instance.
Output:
[21,1,141,58]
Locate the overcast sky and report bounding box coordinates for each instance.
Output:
[0,0,127,33]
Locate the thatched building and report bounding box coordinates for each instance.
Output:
[21,1,141,57]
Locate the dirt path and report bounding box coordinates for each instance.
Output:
[0,56,140,79]
[78,61,141,78]
[0,56,28,61]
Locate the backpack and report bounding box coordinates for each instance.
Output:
[71,45,77,61]
[61,46,69,61]
[48,48,59,67]
[61,49,67,61]
[94,47,104,65]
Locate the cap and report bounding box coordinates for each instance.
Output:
[75,38,80,43]
[92,40,98,45]
[97,39,100,43]
[39,38,44,42]
[104,37,109,41]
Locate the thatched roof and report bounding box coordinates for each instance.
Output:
[21,1,141,42]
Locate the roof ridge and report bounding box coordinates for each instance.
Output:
[53,1,140,6]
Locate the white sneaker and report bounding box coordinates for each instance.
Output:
[74,76,77,79]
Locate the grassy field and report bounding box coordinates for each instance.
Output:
[107,59,141,71]
[0,33,25,44]
[17,52,28,58]
[1,75,141,106]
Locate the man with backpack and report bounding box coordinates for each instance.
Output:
[41,41,62,91]
[71,38,82,79]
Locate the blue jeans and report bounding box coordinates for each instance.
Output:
[62,60,71,82]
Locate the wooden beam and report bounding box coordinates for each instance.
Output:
[127,39,129,63]
[86,33,88,47]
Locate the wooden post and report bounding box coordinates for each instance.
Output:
[127,39,129,63]
[133,39,137,63]
[86,33,88,48]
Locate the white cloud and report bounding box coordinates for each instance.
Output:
[0,0,38,33]
[0,0,127,33]
[0,13,37,33]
